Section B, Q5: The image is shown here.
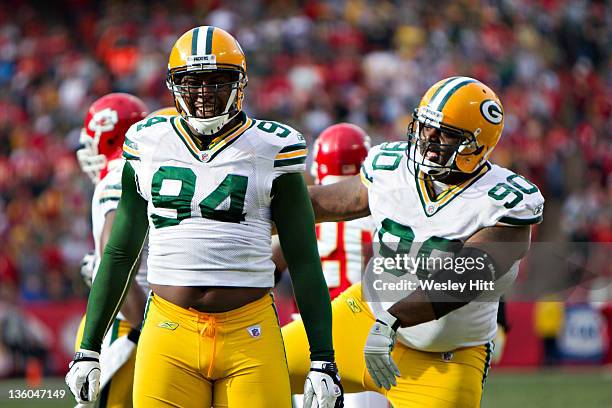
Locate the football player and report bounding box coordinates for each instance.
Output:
[66,26,343,408]
[74,93,149,408]
[275,123,389,407]
[293,77,544,407]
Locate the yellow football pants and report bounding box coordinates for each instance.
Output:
[282,283,491,408]
[75,316,136,408]
[133,292,291,408]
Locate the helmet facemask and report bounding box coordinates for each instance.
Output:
[76,127,107,184]
[407,111,480,179]
[167,68,246,136]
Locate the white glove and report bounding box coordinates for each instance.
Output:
[99,329,140,390]
[364,310,401,390]
[303,361,343,408]
[65,349,101,405]
[79,252,96,288]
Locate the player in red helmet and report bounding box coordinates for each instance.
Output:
[73,93,150,408]
[308,123,373,299]
[77,93,149,183]
[276,124,389,407]
[311,123,371,185]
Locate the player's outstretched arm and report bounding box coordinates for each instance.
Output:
[66,162,148,404]
[272,174,370,282]
[364,225,531,390]
[388,225,531,326]
[309,174,370,223]
[271,172,343,408]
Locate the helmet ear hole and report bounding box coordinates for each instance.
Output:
[456,156,479,173]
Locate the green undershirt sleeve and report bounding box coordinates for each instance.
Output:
[80,161,149,352]
[271,173,334,362]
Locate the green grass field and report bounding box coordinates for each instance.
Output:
[0,368,610,407]
[481,368,612,408]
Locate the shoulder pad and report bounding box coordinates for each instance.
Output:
[252,119,307,168]
[360,142,408,187]
[122,116,174,161]
[252,119,304,143]
[486,168,545,226]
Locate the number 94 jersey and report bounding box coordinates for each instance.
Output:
[360,142,545,352]
[122,114,307,288]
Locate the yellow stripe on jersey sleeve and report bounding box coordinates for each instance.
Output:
[122,144,140,160]
[273,141,308,167]
[360,166,373,188]
[275,149,307,160]
[274,151,307,168]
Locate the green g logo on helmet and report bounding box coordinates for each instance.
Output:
[480,100,503,125]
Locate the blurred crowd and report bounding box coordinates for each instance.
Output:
[0,0,609,304]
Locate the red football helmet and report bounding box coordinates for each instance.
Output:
[311,123,371,185]
[77,93,148,183]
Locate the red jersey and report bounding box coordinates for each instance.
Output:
[316,217,373,300]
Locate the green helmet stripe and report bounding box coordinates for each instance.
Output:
[428,76,460,105]
[191,27,199,55]
[437,79,477,111]
[429,77,477,111]
[205,26,214,54]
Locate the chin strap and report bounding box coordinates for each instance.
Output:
[186,109,241,136]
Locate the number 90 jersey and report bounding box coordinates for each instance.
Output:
[122,114,307,288]
[360,142,545,352]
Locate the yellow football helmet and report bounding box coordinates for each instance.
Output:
[408,76,504,176]
[147,106,179,118]
[166,26,247,135]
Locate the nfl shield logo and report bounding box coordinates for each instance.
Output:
[247,325,261,338]
[201,152,209,161]
[427,204,436,215]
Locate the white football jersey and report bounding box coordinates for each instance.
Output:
[361,142,544,352]
[91,158,123,265]
[122,114,307,287]
[91,158,149,316]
